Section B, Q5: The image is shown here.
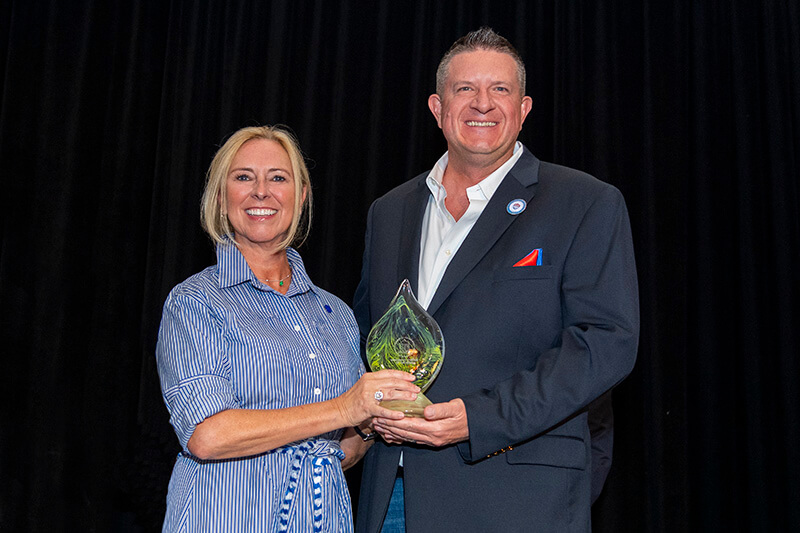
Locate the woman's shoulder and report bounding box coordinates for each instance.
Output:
[165,265,220,304]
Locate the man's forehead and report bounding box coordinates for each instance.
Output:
[448,50,517,73]
[445,50,520,83]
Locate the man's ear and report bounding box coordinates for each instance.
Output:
[428,94,443,128]
[520,96,533,125]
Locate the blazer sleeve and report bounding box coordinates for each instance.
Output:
[458,185,639,462]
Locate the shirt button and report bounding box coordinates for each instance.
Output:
[309,352,316,359]
[445,249,452,256]
[314,387,321,395]
[294,325,301,331]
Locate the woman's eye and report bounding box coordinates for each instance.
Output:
[235,174,251,181]
[272,175,287,182]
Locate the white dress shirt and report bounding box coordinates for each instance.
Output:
[417,142,524,309]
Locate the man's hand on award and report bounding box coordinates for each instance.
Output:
[334,370,420,427]
[373,398,469,447]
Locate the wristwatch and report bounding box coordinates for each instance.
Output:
[353,425,377,441]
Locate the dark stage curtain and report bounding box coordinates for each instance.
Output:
[1,1,798,531]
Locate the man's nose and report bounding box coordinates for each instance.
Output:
[472,89,494,113]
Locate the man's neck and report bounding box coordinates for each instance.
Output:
[440,148,515,221]
[443,146,515,186]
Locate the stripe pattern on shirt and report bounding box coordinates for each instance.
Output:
[156,244,363,532]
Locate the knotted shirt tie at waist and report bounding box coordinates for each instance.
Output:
[177,437,347,532]
[275,438,346,533]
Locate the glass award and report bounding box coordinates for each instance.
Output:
[366,279,444,417]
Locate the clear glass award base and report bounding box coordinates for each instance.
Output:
[381,392,433,418]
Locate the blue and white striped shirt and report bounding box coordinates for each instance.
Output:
[156,243,364,532]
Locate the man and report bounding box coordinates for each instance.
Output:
[353,28,639,532]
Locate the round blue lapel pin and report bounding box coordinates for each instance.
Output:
[506,198,527,215]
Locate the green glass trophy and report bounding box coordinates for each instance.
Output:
[366,279,444,417]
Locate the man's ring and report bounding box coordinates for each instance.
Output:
[374,390,384,401]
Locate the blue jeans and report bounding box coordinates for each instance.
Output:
[380,474,405,533]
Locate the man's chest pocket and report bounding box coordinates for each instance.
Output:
[488,265,561,336]
[493,265,556,281]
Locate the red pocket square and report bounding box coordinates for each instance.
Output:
[513,248,542,267]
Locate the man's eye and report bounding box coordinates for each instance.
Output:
[457,86,472,92]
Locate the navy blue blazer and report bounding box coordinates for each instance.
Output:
[353,147,639,532]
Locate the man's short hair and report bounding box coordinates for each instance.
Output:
[436,27,526,95]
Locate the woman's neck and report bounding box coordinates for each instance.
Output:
[237,243,292,292]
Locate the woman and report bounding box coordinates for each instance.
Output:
[155,125,418,532]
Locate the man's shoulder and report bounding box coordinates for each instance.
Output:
[371,171,428,206]
[538,160,603,187]
[507,146,617,197]
[535,160,623,201]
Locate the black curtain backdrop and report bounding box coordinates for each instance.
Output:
[1,1,798,531]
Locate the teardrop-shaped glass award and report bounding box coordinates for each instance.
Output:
[366,279,444,417]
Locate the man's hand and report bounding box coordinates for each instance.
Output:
[372,398,469,447]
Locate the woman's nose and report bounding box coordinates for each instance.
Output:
[252,179,271,199]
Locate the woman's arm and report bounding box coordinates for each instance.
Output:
[187,370,417,460]
[340,424,375,470]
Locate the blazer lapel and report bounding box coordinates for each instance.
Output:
[427,149,541,316]
[396,176,430,293]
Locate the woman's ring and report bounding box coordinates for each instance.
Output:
[374,390,384,401]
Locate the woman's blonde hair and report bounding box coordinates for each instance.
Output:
[200,125,313,250]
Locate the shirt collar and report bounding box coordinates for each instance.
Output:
[425,141,525,205]
[216,239,317,296]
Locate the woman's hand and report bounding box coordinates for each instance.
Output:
[333,370,419,427]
